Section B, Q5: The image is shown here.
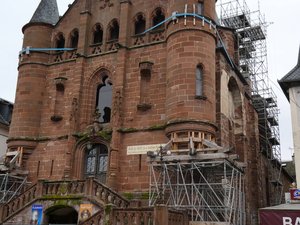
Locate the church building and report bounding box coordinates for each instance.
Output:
[0,0,293,224]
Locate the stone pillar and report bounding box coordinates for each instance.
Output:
[78,0,92,55]
[107,0,131,190]
[154,205,169,225]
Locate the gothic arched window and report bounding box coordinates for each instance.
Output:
[93,24,103,44]
[70,29,79,48]
[85,144,108,183]
[56,33,65,49]
[96,75,112,123]
[135,14,146,35]
[108,19,119,41]
[152,8,165,30]
[196,65,203,96]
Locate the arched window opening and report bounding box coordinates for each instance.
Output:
[197,2,204,15]
[152,8,165,30]
[96,75,112,123]
[228,77,244,142]
[85,144,108,184]
[93,24,103,44]
[56,34,65,49]
[109,20,119,41]
[70,30,79,48]
[196,66,203,96]
[135,14,146,35]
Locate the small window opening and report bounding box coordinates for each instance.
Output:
[109,20,119,41]
[196,66,203,96]
[135,14,146,35]
[197,2,204,15]
[93,24,103,44]
[56,34,65,49]
[50,160,54,176]
[70,30,79,48]
[37,161,40,177]
[152,8,165,30]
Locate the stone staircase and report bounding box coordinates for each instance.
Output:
[0,178,188,225]
[0,178,129,224]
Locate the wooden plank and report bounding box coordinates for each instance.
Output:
[149,153,230,162]
[6,151,18,156]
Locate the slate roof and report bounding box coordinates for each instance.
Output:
[0,99,13,127]
[30,0,59,25]
[278,46,300,100]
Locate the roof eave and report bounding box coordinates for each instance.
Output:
[278,80,290,101]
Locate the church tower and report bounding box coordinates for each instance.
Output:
[8,0,59,167]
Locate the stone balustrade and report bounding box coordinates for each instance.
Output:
[0,178,128,224]
[0,183,37,222]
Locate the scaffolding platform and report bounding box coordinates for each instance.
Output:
[222,13,250,29]
[267,116,278,126]
[269,137,280,146]
[238,26,266,41]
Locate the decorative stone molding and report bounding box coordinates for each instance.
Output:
[137,103,152,111]
[54,77,67,91]
[139,61,154,76]
[99,0,114,10]
[119,0,132,4]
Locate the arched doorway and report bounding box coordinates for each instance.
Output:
[45,206,78,225]
[85,143,108,183]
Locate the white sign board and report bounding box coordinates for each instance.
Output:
[127,144,163,155]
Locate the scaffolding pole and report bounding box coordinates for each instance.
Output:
[0,174,27,203]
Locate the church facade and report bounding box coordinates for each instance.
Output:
[0,0,293,224]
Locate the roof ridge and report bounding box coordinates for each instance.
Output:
[279,45,300,83]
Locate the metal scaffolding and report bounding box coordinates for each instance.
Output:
[0,173,27,203]
[217,0,283,205]
[149,154,245,224]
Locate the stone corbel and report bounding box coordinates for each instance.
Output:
[54,77,68,91]
[139,61,154,77]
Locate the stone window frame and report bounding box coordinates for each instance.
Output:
[151,7,166,31]
[92,23,104,45]
[133,12,146,35]
[54,32,66,50]
[197,0,204,15]
[107,19,120,42]
[228,76,244,135]
[195,64,206,100]
[95,70,113,124]
[85,143,109,184]
[69,28,79,49]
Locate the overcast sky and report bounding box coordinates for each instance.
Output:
[0,0,298,161]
